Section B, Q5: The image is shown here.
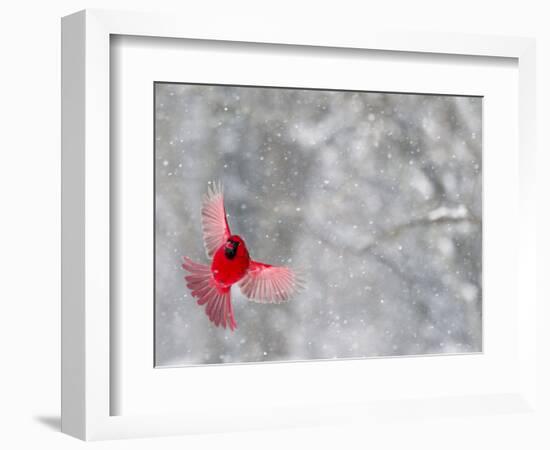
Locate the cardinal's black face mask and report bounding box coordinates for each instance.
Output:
[224,240,239,259]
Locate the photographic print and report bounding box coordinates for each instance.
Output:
[154,82,482,367]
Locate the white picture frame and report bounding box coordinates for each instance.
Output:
[61,9,537,441]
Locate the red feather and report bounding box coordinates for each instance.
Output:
[201,182,231,258]
[182,257,236,330]
[238,260,304,304]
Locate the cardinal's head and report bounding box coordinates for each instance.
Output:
[224,235,247,260]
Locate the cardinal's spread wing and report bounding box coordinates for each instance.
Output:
[201,182,231,259]
[238,260,304,304]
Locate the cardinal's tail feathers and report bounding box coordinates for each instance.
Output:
[181,257,237,331]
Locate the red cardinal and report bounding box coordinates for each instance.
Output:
[182,182,303,331]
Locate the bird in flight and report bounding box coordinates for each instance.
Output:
[182,182,304,331]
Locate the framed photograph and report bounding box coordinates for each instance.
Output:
[61,9,537,440]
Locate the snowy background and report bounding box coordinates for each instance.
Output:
[154,83,482,367]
